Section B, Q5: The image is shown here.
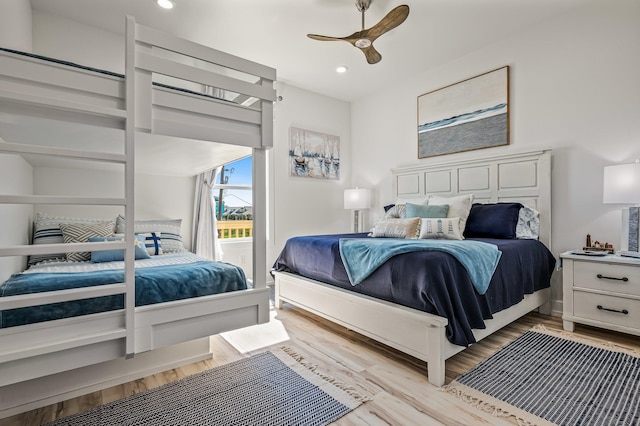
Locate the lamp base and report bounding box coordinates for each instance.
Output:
[621,207,639,252]
[353,209,360,233]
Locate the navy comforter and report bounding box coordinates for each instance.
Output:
[272,233,555,347]
[0,260,247,328]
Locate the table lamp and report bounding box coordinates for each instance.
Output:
[603,160,640,252]
[344,188,371,233]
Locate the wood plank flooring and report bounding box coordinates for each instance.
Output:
[2,305,639,426]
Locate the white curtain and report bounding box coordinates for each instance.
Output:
[192,166,223,261]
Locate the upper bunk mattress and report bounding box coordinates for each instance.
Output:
[0,253,247,328]
[272,233,555,347]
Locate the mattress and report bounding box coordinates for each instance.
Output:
[272,233,555,346]
[0,253,247,328]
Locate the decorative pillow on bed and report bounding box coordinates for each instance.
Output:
[29,213,117,266]
[464,202,523,239]
[135,232,163,255]
[115,215,186,253]
[427,193,474,235]
[59,222,116,262]
[89,234,151,262]
[516,206,540,239]
[418,217,463,240]
[396,197,429,206]
[405,203,449,219]
[369,218,421,239]
[384,204,406,219]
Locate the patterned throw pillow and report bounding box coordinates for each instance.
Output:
[29,213,116,266]
[384,204,407,219]
[370,218,421,239]
[516,206,540,239]
[115,215,186,253]
[419,217,463,240]
[428,194,474,234]
[60,222,115,262]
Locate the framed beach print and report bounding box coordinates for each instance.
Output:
[417,66,509,159]
[289,127,340,180]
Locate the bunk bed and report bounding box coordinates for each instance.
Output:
[0,16,275,416]
[273,148,553,387]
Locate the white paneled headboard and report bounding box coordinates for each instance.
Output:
[391,148,552,249]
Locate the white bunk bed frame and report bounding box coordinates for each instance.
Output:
[0,17,275,416]
[274,148,552,387]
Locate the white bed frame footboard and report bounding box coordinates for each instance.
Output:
[274,148,552,386]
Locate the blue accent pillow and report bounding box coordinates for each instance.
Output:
[405,203,449,218]
[89,235,152,262]
[464,202,523,239]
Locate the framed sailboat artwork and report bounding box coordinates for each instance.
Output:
[289,127,340,180]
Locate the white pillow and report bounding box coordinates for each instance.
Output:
[428,194,474,235]
[516,206,540,239]
[396,197,429,206]
[419,217,463,240]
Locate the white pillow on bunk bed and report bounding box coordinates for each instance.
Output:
[59,222,116,262]
[115,215,187,253]
[29,213,116,266]
[113,232,163,256]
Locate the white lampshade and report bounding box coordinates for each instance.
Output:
[344,188,371,210]
[603,162,640,204]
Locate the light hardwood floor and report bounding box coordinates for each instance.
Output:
[2,304,639,426]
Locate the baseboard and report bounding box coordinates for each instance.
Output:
[551,298,563,317]
[0,338,211,419]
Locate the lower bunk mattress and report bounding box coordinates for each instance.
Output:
[0,253,247,328]
[273,233,555,347]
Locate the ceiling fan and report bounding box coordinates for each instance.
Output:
[307,0,410,64]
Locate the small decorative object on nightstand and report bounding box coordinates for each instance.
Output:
[561,251,640,337]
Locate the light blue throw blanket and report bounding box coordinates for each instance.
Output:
[339,238,502,295]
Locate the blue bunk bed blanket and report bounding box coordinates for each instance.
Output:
[0,253,247,328]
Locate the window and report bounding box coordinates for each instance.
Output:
[213,156,252,239]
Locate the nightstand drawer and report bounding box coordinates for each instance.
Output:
[573,261,640,296]
[573,291,640,330]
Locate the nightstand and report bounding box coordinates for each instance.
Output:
[561,252,640,336]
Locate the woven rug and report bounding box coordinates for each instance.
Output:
[444,325,640,426]
[46,347,369,426]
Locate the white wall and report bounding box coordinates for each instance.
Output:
[267,83,352,271]
[0,153,34,281]
[0,0,32,52]
[351,0,640,307]
[33,167,196,251]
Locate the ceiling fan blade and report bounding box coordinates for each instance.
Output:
[307,34,345,42]
[363,4,410,41]
[361,45,382,64]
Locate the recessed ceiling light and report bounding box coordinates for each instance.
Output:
[156,0,175,10]
[336,65,348,74]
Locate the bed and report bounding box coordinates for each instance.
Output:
[273,148,552,386]
[0,16,274,416]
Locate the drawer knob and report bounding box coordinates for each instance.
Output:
[596,273,629,282]
[597,305,629,315]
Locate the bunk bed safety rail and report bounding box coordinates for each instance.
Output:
[127,16,276,149]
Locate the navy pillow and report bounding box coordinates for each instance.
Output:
[89,235,152,262]
[464,202,523,239]
[383,204,395,212]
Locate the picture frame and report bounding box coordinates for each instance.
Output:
[289,127,340,180]
[417,66,509,159]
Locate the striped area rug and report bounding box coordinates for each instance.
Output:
[445,326,640,426]
[45,347,369,426]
